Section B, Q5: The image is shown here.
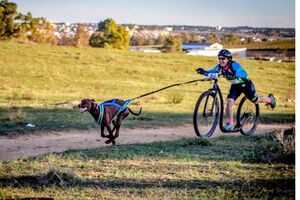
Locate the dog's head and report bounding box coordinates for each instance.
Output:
[78,99,96,113]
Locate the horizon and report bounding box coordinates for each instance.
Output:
[52,22,295,29]
[12,0,295,28]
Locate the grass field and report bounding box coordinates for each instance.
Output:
[0,42,295,199]
[0,41,295,133]
[0,134,295,199]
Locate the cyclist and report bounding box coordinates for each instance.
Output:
[196,49,276,132]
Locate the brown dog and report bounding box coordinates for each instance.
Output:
[78,98,141,145]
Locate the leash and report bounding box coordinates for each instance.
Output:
[131,78,209,101]
[96,77,208,125]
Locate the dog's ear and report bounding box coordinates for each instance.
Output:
[91,99,95,102]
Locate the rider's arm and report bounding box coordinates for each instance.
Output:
[232,62,248,78]
[201,65,220,76]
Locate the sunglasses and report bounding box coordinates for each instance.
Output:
[218,57,227,60]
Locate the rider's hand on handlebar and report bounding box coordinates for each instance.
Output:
[196,67,205,75]
[208,73,219,79]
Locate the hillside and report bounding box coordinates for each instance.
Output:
[225,39,295,49]
[0,42,295,133]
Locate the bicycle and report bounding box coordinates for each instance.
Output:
[193,73,259,138]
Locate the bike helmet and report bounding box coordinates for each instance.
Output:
[218,49,233,60]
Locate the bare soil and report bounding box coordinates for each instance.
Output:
[0,124,293,161]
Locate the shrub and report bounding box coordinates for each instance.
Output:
[162,36,182,53]
[242,128,295,164]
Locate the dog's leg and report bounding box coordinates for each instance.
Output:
[100,124,109,138]
[105,125,115,145]
[113,119,122,140]
[113,112,129,140]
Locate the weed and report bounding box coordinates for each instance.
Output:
[277,127,295,151]
[0,106,26,122]
[285,88,295,103]
[167,91,184,104]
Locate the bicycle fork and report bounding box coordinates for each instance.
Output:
[202,89,217,117]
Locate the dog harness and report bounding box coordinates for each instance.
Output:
[96,99,132,125]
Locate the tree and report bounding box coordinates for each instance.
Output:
[73,24,90,47]
[207,32,218,43]
[14,12,33,40]
[130,35,145,46]
[89,18,129,50]
[162,36,182,53]
[156,35,166,45]
[179,32,189,43]
[223,34,239,45]
[0,0,17,40]
[25,17,56,44]
[189,33,200,43]
[0,0,56,44]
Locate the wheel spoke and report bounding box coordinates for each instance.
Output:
[237,97,259,135]
[193,92,219,137]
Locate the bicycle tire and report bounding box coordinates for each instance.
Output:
[236,96,259,135]
[193,91,219,138]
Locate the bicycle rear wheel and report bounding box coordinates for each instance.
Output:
[193,91,219,138]
[236,96,259,135]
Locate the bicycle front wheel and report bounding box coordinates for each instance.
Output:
[193,91,219,138]
[237,96,259,135]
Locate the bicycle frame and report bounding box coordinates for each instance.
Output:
[207,78,246,133]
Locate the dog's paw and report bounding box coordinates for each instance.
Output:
[105,139,112,144]
[112,140,116,145]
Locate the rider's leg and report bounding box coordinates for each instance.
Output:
[225,84,241,131]
[224,98,235,131]
[226,98,235,125]
[256,96,271,103]
[255,94,276,108]
[243,79,276,109]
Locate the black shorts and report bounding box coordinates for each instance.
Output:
[227,79,258,102]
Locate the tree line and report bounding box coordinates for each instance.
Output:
[0,0,181,52]
[0,0,241,52]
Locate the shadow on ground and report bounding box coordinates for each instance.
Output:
[0,107,295,134]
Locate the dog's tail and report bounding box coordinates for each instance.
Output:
[128,107,142,116]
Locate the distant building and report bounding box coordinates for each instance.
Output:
[183,42,246,57]
[182,42,211,52]
[205,43,223,50]
[182,42,223,52]
[164,27,173,32]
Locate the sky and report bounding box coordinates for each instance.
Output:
[12,0,295,28]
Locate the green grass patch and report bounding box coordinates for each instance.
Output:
[0,134,295,199]
[0,106,295,134]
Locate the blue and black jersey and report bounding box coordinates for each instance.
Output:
[201,61,258,102]
[202,61,248,83]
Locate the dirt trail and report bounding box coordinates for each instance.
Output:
[0,124,293,161]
